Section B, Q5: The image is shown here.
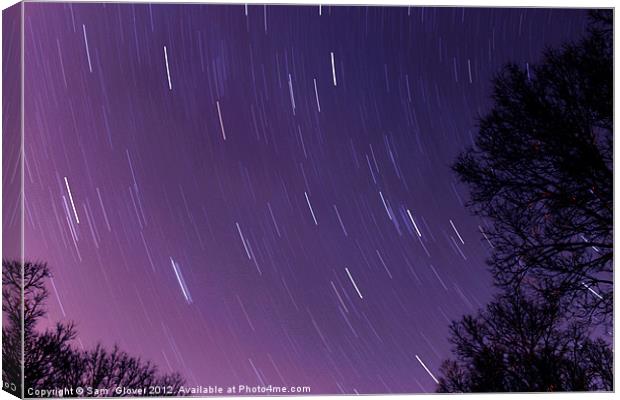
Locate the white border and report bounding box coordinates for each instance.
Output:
[0,1,616,400]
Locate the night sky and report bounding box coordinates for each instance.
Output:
[16,3,590,394]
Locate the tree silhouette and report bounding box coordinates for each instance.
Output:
[437,290,612,392]
[2,260,184,397]
[438,10,614,393]
[453,11,613,327]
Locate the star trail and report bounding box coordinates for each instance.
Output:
[20,3,589,394]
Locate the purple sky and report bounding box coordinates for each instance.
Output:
[12,3,590,394]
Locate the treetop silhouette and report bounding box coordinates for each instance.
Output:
[437,290,612,392]
[453,10,613,327]
[439,10,613,393]
[2,259,185,397]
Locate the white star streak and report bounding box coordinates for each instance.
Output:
[330,52,337,86]
[267,202,281,237]
[64,176,80,224]
[288,73,296,115]
[95,187,111,231]
[163,45,172,90]
[582,282,604,300]
[478,225,494,248]
[379,191,392,220]
[580,234,600,253]
[170,257,192,304]
[236,295,256,331]
[50,278,66,317]
[304,191,318,225]
[216,101,227,140]
[407,209,422,237]
[82,24,92,73]
[236,222,252,259]
[333,204,348,236]
[449,219,465,244]
[415,354,439,384]
[330,281,349,313]
[345,267,363,299]
[313,78,321,112]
